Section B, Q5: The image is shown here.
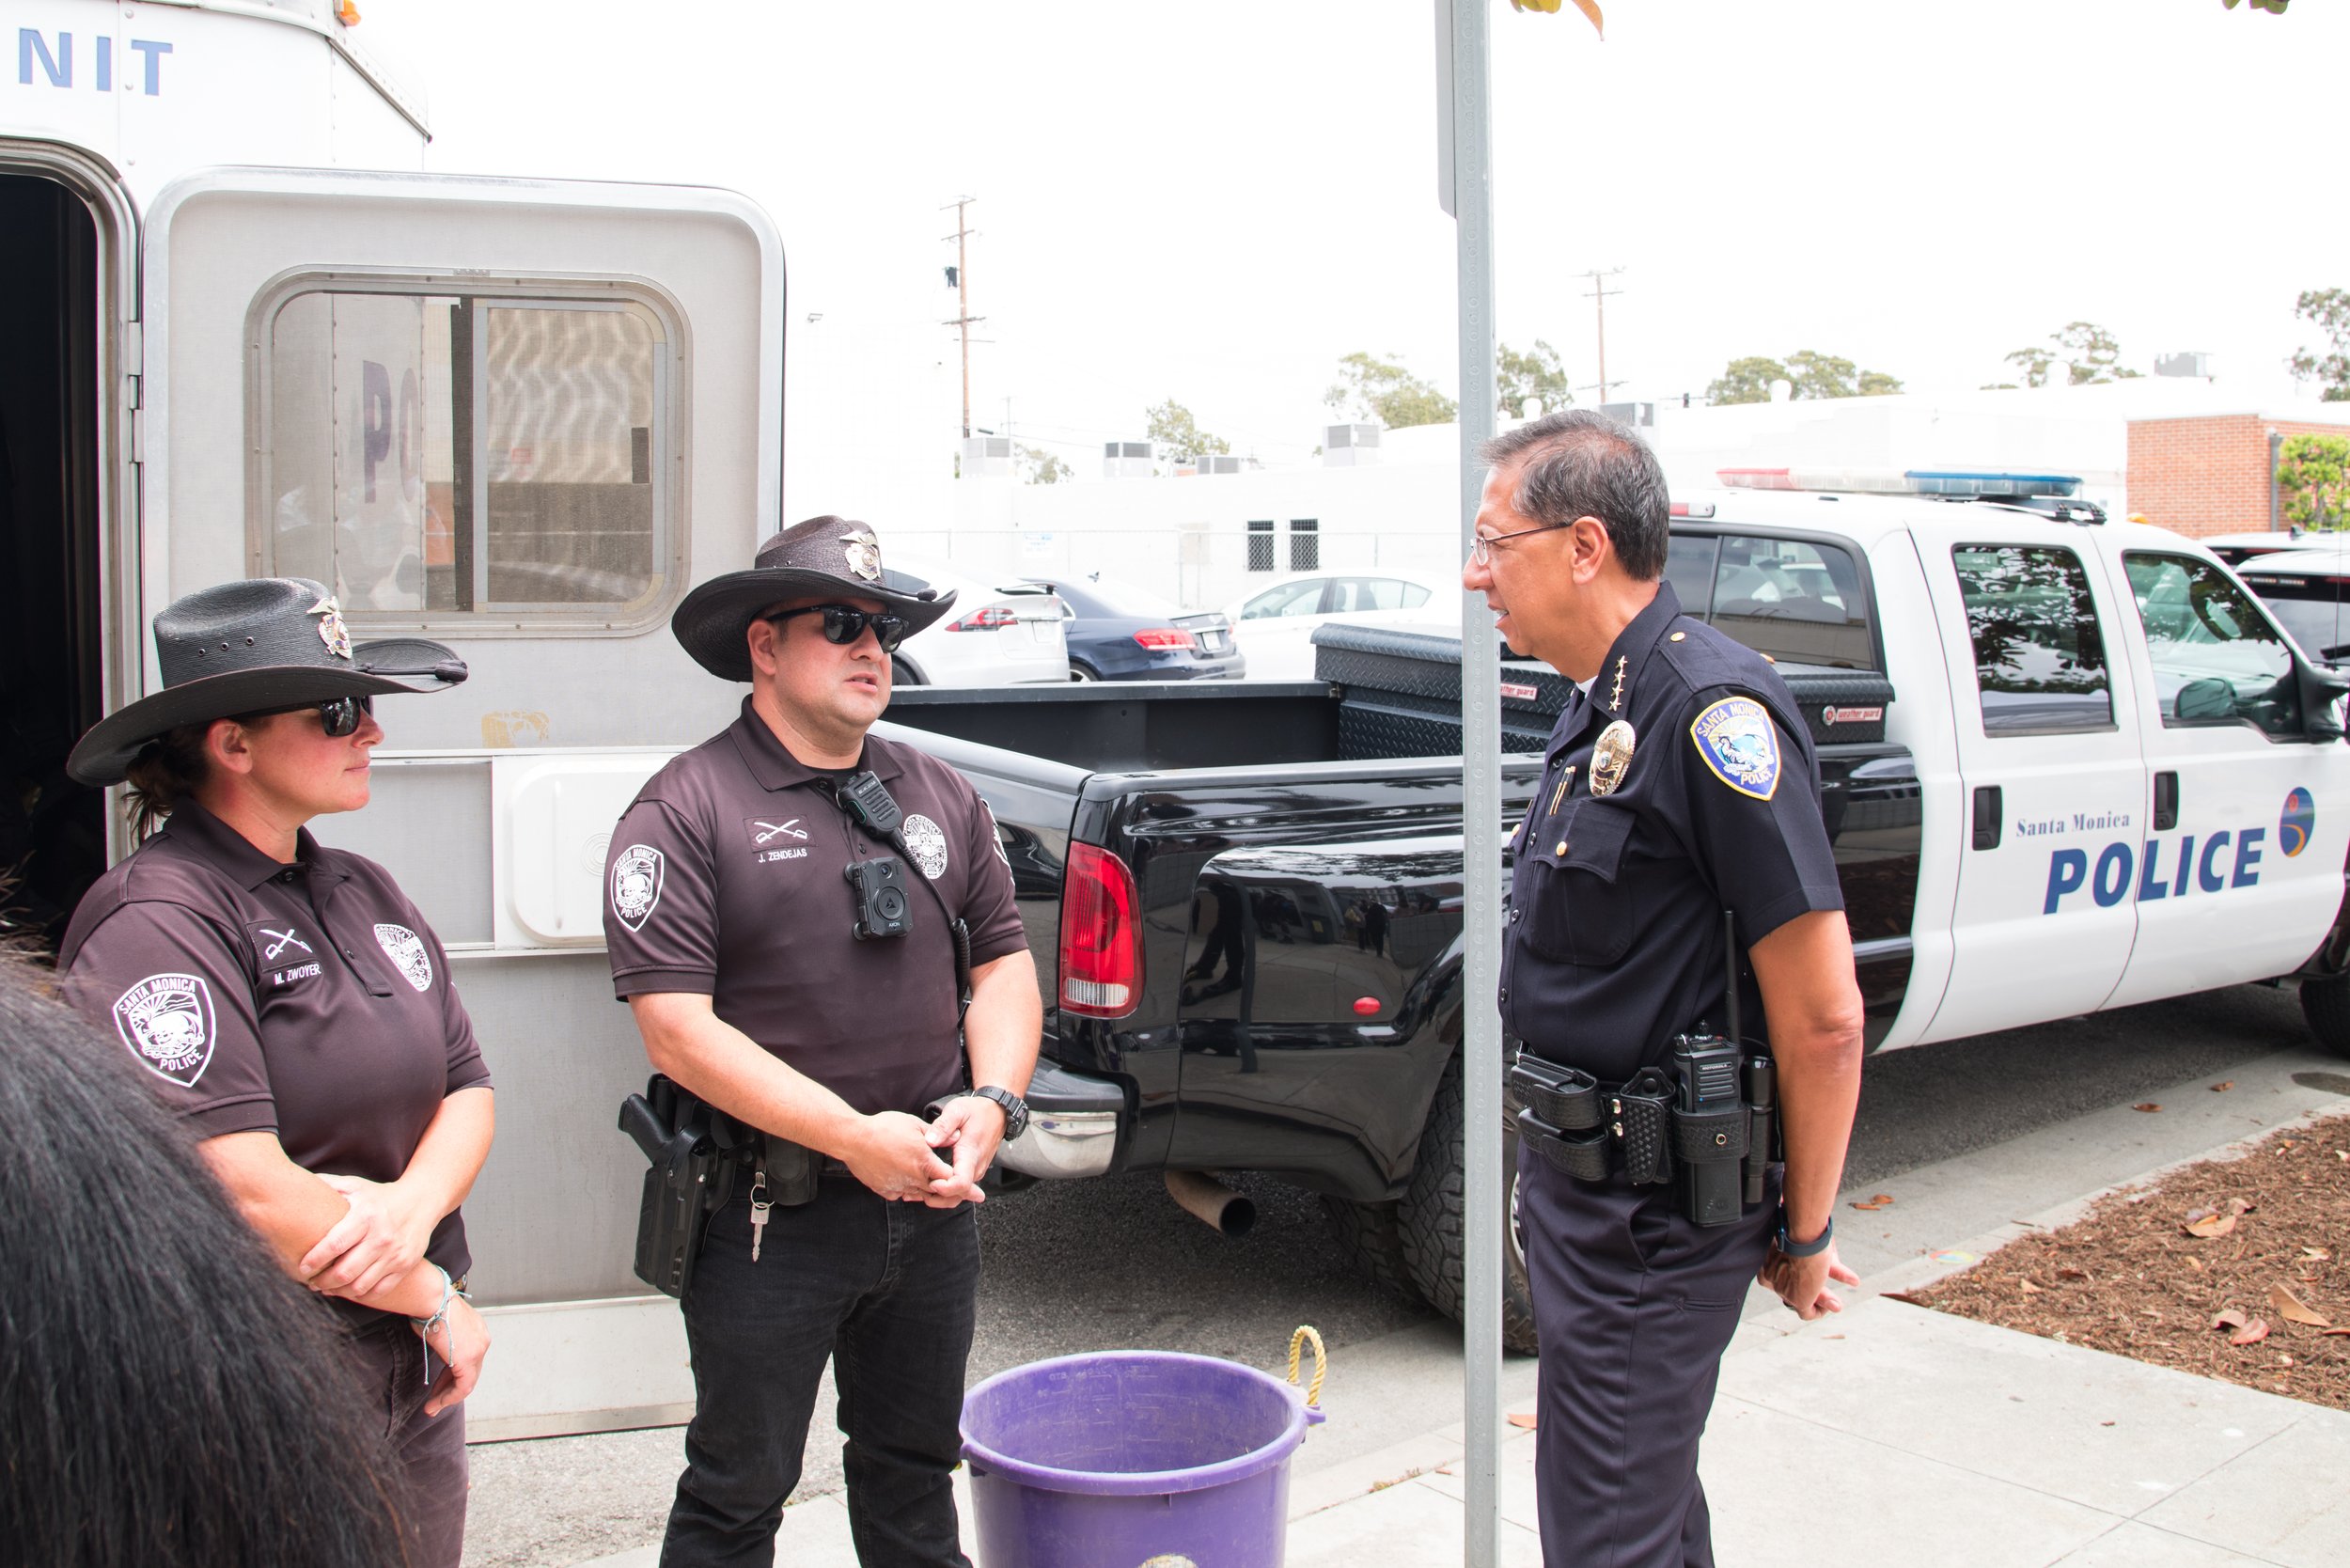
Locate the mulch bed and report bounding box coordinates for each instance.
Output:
[1904,1105,2350,1411]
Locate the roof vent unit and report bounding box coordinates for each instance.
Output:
[2154,352,2214,380]
[1598,400,1655,428]
[1188,454,1242,477]
[960,435,1012,480]
[1324,423,1382,467]
[1103,440,1153,479]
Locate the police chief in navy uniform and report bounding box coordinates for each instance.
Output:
[606,516,1040,1568]
[1463,412,1865,1567]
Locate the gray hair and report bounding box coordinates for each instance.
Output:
[1479,409,1670,581]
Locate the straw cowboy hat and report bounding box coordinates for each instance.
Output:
[68,577,466,786]
[669,514,958,682]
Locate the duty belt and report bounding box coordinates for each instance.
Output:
[1509,1049,1769,1193]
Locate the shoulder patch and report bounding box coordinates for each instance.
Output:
[113,973,216,1087]
[611,844,666,931]
[1690,697,1781,801]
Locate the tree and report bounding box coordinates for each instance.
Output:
[2005,321,2139,387]
[1144,400,1229,466]
[1020,445,1072,485]
[1496,339,1573,418]
[1324,352,1458,430]
[1706,352,1901,405]
[2288,288,2350,402]
[2278,432,2350,531]
[2219,0,2288,13]
[1706,356,1788,406]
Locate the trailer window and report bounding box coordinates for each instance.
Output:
[1707,536,1874,669]
[1951,544,2113,734]
[261,290,671,627]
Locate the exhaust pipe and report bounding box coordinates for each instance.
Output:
[1164,1170,1257,1239]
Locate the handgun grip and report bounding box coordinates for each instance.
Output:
[619,1094,671,1167]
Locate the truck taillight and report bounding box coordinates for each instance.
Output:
[1059,841,1141,1017]
[949,606,1020,632]
[1133,628,1194,650]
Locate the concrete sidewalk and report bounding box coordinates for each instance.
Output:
[572,1074,2350,1568]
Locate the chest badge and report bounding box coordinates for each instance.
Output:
[1691,697,1782,801]
[902,812,950,881]
[373,923,434,993]
[1590,720,1637,798]
[112,974,216,1087]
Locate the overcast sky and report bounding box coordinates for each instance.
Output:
[389,0,2348,469]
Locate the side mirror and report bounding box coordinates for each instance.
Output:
[2298,658,2350,742]
[2174,678,2234,722]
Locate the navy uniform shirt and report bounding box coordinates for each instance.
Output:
[603,698,1027,1117]
[59,799,493,1309]
[1502,580,1843,1082]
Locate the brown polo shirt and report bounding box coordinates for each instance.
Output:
[58,799,493,1300]
[603,698,1026,1116]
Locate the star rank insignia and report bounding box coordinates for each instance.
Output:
[1606,655,1628,713]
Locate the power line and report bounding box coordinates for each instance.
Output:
[1574,267,1626,404]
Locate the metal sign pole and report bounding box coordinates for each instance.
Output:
[1436,0,1502,1561]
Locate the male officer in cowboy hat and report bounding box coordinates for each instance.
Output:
[604,516,1039,1567]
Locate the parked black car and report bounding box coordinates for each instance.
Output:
[1045,573,1246,682]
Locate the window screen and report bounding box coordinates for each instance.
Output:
[1290,518,1320,572]
[1246,519,1275,573]
[1951,544,2113,734]
[1664,533,1719,618]
[263,290,670,625]
[2123,554,2303,736]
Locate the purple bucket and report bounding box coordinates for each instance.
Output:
[961,1349,1326,1568]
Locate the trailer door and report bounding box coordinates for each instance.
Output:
[140,166,782,1438]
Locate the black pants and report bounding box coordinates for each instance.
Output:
[1518,1145,1778,1568]
[663,1175,980,1568]
[336,1318,469,1568]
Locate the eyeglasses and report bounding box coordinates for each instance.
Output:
[1465,522,1569,567]
[765,604,913,653]
[236,696,375,737]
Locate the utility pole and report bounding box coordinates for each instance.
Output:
[941,196,983,439]
[1577,266,1625,404]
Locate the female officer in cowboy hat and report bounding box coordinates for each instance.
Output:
[56,577,494,1568]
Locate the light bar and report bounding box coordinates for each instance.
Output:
[1716,467,2082,498]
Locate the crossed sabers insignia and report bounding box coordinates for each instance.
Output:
[260,928,313,961]
[754,820,807,846]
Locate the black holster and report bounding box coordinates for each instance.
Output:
[1511,1050,1757,1226]
[617,1074,819,1299]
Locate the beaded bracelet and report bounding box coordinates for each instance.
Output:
[407,1264,472,1384]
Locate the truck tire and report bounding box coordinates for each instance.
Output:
[2301,972,2350,1059]
[1318,1194,1421,1305]
[1398,1055,1540,1355]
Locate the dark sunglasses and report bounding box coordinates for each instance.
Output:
[236,695,375,737]
[765,604,913,653]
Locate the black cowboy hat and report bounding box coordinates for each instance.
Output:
[670,514,958,682]
[68,577,467,787]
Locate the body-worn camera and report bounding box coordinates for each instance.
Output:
[847,855,914,940]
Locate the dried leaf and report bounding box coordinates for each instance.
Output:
[2058,1266,2089,1280]
[1506,1411,1538,1431]
[2187,1256,2205,1271]
[1570,0,1606,38]
[2270,1283,2332,1328]
[2230,1198,2256,1215]
[2324,1327,2350,1338]
[1850,1195,1893,1212]
[2211,1309,2248,1331]
[2302,1247,2331,1262]
[2211,1081,2235,1092]
[2133,1103,2162,1113]
[2230,1318,2271,1347]
[2185,1211,2239,1239]
[2019,1278,2043,1294]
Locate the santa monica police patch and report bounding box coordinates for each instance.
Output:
[1690,697,1780,801]
[112,973,216,1087]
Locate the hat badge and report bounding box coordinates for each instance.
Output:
[840,527,883,584]
[309,593,352,662]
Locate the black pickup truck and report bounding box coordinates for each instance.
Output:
[878,616,1921,1351]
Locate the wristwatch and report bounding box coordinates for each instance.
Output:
[970,1085,1029,1141]
[1775,1212,1833,1258]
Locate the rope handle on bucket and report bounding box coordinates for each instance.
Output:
[1286,1325,1327,1407]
